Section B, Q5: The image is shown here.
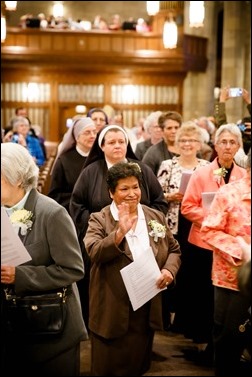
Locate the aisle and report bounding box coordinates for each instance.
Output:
[80,330,215,376]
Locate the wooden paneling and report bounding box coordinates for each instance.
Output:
[2,28,208,72]
[1,27,208,141]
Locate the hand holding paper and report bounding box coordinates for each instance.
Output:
[120,246,166,311]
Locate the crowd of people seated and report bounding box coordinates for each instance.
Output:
[18,12,151,33]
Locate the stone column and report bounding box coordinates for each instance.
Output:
[221,1,251,122]
[183,1,217,121]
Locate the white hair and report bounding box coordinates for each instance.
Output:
[12,116,30,131]
[144,111,163,133]
[1,143,39,191]
[214,123,242,146]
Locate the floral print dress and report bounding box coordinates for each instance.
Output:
[157,156,209,234]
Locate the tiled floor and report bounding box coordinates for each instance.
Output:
[80,330,215,376]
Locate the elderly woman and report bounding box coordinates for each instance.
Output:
[201,149,251,376]
[69,124,168,329]
[180,124,246,365]
[48,117,97,213]
[84,161,181,376]
[157,122,210,332]
[1,143,88,376]
[135,111,163,160]
[10,116,45,167]
[48,117,97,325]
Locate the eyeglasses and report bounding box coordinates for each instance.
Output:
[178,139,199,144]
[217,140,238,147]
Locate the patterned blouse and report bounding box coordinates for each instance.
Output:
[157,156,209,234]
[201,175,251,291]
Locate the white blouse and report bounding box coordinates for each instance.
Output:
[110,201,150,260]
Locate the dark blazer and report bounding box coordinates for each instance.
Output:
[142,139,179,175]
[69,159,168,246]
[84,204,181,339]
[8,189,88,363]
[135,138,152,160]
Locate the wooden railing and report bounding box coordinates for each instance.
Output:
[37,141,58,195]
[2,27,208,73]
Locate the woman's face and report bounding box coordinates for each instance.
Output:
[16,122,30,137]
[214,131,240,165]
[163,119,180,144]
[101,130,127,164]
[90,111,107,132]
[77,125,97,152]
[177,132,201,156]
[110,176,141,212]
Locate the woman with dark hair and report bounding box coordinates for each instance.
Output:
[84,161,181,375]
[86,107,109,131]
[69,125,168,328]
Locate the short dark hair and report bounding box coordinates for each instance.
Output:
[106,162,142,193]
[86,108,109,125]
[158,111,183,130]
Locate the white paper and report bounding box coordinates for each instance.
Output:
[120,246,166,311]
[179,170,193,194]
[1,207,32,266]
[202,192,216,210]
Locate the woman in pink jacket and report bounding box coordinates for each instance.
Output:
[200,149,251,376]
[180,123,246,366]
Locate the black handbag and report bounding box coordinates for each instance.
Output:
[4,287,69,337]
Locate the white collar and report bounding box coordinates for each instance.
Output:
[76,145,89,157]
[105,158,128,169]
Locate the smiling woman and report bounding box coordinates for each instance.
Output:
[69,124,168,328]
[83,160,181,375]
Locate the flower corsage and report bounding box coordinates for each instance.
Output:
[148,220,166,242]
[9,209,33,235]
[213,167,228,185]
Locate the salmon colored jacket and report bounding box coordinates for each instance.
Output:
[181,157,246,249]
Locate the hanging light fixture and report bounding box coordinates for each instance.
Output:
[52,2,64,18]
[163,13,178,49]
[189,1,205,28]
[1,15,6,43]
[146,1,160,16]
[75,105,87,114]
[4,1,17,11]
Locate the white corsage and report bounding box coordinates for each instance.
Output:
[9,209,33,235]
[148,220,166,242]
[213,167,228,185]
